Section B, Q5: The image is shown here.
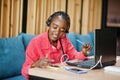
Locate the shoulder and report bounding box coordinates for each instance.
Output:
[29,32,48,45]
[61,33,71,44]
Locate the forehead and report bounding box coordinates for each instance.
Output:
[51,15,67,26]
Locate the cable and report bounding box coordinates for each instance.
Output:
[60,54,69,64]
[88,55,103,70]
[60,55,103,74]
[60,54,69,69]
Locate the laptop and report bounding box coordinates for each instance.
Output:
[66,29,117,69]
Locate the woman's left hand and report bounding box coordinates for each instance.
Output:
[82,42,92,56]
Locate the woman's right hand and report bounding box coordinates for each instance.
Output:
[31,55,54,68]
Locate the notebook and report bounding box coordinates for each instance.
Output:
[66,29,117,69]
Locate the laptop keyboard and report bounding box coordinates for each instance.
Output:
[66,59,95,69]
[77,59,95,68]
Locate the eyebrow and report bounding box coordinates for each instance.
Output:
[52,23,66,30]
[52,23,58,27]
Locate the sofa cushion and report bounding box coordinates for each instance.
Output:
[66,32,78,50]
[3,75,26,80]
[19,33,36,49]
[76,32,94,56]
[0,35,25,79]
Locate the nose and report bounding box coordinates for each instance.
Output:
[55,27,60,34]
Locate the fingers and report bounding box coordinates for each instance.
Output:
[45,54,54,63]
[83,42,92,51]
[45,54,48,59]
[31,54,54,68]
[40,54,54,68]
[82,42,92,56]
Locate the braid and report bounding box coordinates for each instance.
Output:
[46,11,70,33]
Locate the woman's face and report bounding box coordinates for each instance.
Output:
[48,15,67,43]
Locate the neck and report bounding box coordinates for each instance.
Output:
[50,40,57,47]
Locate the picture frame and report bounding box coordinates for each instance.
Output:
[106,0,120,27]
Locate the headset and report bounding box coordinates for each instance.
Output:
[46,11,70,33]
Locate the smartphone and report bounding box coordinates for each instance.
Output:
[65,67,87,74]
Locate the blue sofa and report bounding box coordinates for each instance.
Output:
[0,32,94,80]
[0,33,36,80]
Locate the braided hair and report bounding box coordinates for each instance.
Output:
[46,11,70,33]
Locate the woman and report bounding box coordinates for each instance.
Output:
[21,11,91,79]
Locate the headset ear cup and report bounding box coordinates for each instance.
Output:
[46,16,52,27]
[47,21,50,27]
[66,24,70,33]
[65,27,68,33]
[46,20,50,27]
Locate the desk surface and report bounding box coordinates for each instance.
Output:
[29,56,120,80]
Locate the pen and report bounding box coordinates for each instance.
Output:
[76,39,84,45]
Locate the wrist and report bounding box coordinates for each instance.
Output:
[82,52,88,57]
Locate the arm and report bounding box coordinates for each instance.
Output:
[63,35,91,60]
[65,40,87,60]
[21,39,43,79]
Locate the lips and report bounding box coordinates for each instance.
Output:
[52,34,58,40]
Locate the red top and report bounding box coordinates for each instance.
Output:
[21,31,87,79]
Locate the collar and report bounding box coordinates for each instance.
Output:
[40,31,62,50]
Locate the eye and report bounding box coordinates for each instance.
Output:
[52,25,57,29]
[60,28,66,32]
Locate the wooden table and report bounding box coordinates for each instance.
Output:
[29,56,120,80]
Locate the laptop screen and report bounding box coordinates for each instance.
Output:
[94,29,117,66]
